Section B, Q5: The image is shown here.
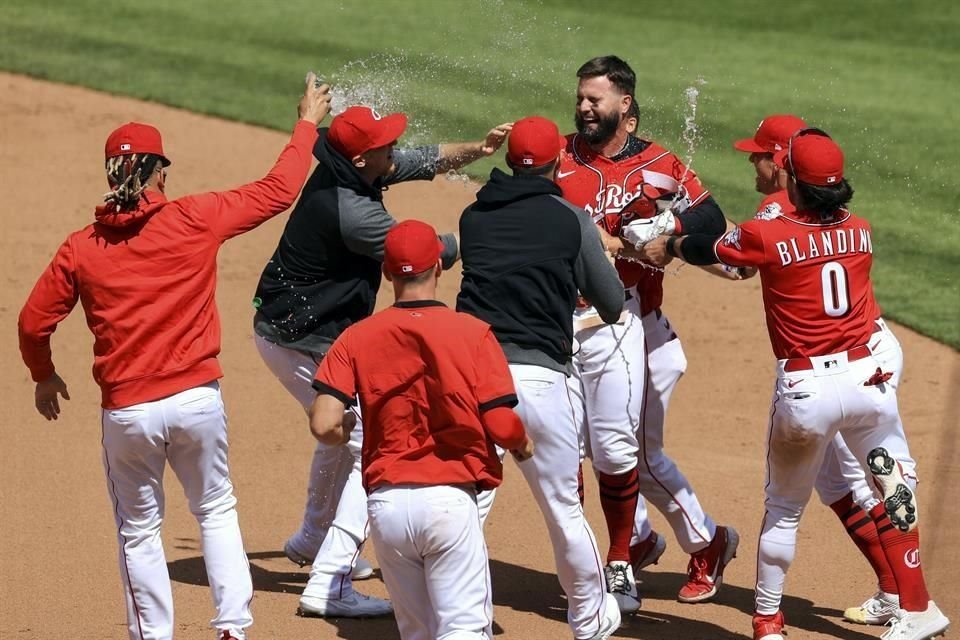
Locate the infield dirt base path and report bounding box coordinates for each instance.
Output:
[1,73,957,640]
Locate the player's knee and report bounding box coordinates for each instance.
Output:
[761,500,805,530]
[549,518,589,550]
[591,455,638,477]
[189,485,237,519]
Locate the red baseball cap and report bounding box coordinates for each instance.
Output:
[328,106,408,159]
[733,114,807,154]
[105,122,171,166]
[383,219,444,277]
[507,116,566,168]
[774,131,844,186]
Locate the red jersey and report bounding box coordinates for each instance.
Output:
[18,120,319,408]
[313,301,525,492]
[558,134,710,314]
[752,190,794,221]
[751,190,882,323]
[714,207,879,359]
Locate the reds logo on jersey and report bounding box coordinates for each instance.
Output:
[558,134,710,303]
[723,227,742,250]
[586,172,692,236]
[755,202,783,221]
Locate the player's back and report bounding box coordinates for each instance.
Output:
[737,210,879,359]
[344,303,505,489]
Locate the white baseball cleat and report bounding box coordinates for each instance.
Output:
[881,602,950,640]
[844,591,899,625]
[584,593,623,640]
[299,591,393,618]
[604,561,641,613]
[283,540,375,580]
[868,447,918,532]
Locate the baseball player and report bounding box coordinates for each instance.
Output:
[458,116,626,639]
[309,219,533,640]
[728,114,922,626]
[556,55,737,609]
[656,128,949,640]
[17,75,331,640]
[252,106,512,617]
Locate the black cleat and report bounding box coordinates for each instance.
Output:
[868,447,918,532]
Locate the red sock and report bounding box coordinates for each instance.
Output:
[869,504,929,611]
[830,493,897,594]
[577,464,585,507]
[598,467,639,563]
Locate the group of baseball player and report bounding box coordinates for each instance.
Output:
[17,52,950,640]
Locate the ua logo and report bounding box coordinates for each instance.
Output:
[904,548,920,569]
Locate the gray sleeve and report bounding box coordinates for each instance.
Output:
[339,188,459,266]
[384,145,440,185]
[339,188,396,261]
[439,233,459,270]
[555,196,624,323]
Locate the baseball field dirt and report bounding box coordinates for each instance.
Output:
[1,72,957,639]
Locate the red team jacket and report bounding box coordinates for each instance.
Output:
[314,301,526,492]
[558,133,710,315]
[18,120,320,409]
[716,199,880,360]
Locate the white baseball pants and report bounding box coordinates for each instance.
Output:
[755,324,914,615]
[625,309,716,554]
[368,484,492,640]
[813,319,918,510]
[254,334,367,599]
[573,292,644,477]
[100,382,252,640]
[509,363,610,640]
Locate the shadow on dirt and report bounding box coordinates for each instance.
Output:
[167,552,877,640]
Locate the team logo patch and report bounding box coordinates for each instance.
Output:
[904,548,920,569]
[722,227,742,250]
[754,202,783,221]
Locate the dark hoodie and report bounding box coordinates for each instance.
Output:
[457,168,624,373]
[253,129,458,353]
[18,120,318,408]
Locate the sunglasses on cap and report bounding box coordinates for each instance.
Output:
[785,127,832,178]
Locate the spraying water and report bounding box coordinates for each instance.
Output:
[618,79,707,276]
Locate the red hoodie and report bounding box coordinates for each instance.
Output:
[18,120,319,409]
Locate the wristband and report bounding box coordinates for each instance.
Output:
[666,235,679,258]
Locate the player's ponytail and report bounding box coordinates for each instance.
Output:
[103,153,163,210]
[794,178,855,221]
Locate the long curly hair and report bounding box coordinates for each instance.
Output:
[103,153,163,210]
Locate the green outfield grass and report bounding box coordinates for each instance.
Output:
[1,0,957,347]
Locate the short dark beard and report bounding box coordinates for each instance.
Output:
[575,110,621,145]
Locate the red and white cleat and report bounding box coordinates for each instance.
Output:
[753,610,785,640]
[677,525,739,603]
